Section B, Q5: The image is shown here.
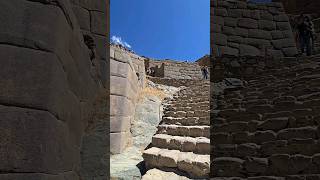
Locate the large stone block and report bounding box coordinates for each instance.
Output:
[277,22,292,31]
[234,27,248,37]
[80,133,109,179]
[245,38,271,48]
[239,44,261,56]
[110,132,131,154]
[92,34,107,60]
[110,58,138,85]
[248,29,272,40]
[0,105,77,174]
[225,17,238,27]
[274,14,289,22]
[79,0,106,12]
[272,38,295,49]
[110,116,131,133]
[110,95,135,116]
[228,36,244,44]
[0,0,99,101]
[259,20,276,30]
[220,46,239,56]
[229,9,243,18]
[0,45,81,125]
[260,10,273,20]
[72,5,90,31]
[238,18,258,29]
[90,11,106,36]
[110,75,137,100]
[243,10,260,19]
[222,26,235,36]
[282,47,298,57]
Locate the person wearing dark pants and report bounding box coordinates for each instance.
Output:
[201,66,208,80]
[297,16,313,56]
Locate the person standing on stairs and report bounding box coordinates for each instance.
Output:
[201,66,208,80]
[297,15,314,56]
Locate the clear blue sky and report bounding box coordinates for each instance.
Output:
[111,0,209,62]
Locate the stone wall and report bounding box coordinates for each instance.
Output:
[212,0,298,58]
[110,45,146,155]
[148,59,209,79]
[211,55,320,178]
[0,0,107,180]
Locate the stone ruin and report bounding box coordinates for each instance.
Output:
[0,0,108,180]
[110,44,211,179]
[110,45,211,156]
[145,55,211,80]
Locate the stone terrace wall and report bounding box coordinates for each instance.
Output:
[164,61,205,79]
[0,0,107,180]
[148,59,208,79]
[211,55,320,178]
[212,0,298,58]
[211,55,296,82]
[110,45,146,155]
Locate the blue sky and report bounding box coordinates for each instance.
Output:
[111,0,209,62]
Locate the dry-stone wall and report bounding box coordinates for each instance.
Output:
[0,0,107,180]
[148,59,209,79]
[212,0,298,58]
[211,55,320,178]
[110,45,146,155]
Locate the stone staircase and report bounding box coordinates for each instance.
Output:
[211,56,320,179]
[142,80,210,179]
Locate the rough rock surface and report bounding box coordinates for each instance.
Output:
[110,81,179,180]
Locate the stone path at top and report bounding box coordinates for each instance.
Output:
[211,55,320,179]
[142,80,210,179]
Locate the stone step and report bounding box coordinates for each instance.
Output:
[212,126,319,145]
[170,102,210,109]
[171,98,210,104]
[157,124,210,138]
[142,168,191,180]
[162,116,210,126]
[164,110,210,118]
[165,105,210,112]
[143,147,210,178]
[152,134,210,154]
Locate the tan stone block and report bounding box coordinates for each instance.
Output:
[158,149,179,168]
[110,95,134,116]
[110,132,131,154]
[110,116,131,133]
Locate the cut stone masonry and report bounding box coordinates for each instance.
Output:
[143,79,210,179]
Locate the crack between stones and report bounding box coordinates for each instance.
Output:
[0,102,64,123]
[25,0,74,29]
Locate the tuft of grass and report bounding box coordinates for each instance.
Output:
[137,87,166,102]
